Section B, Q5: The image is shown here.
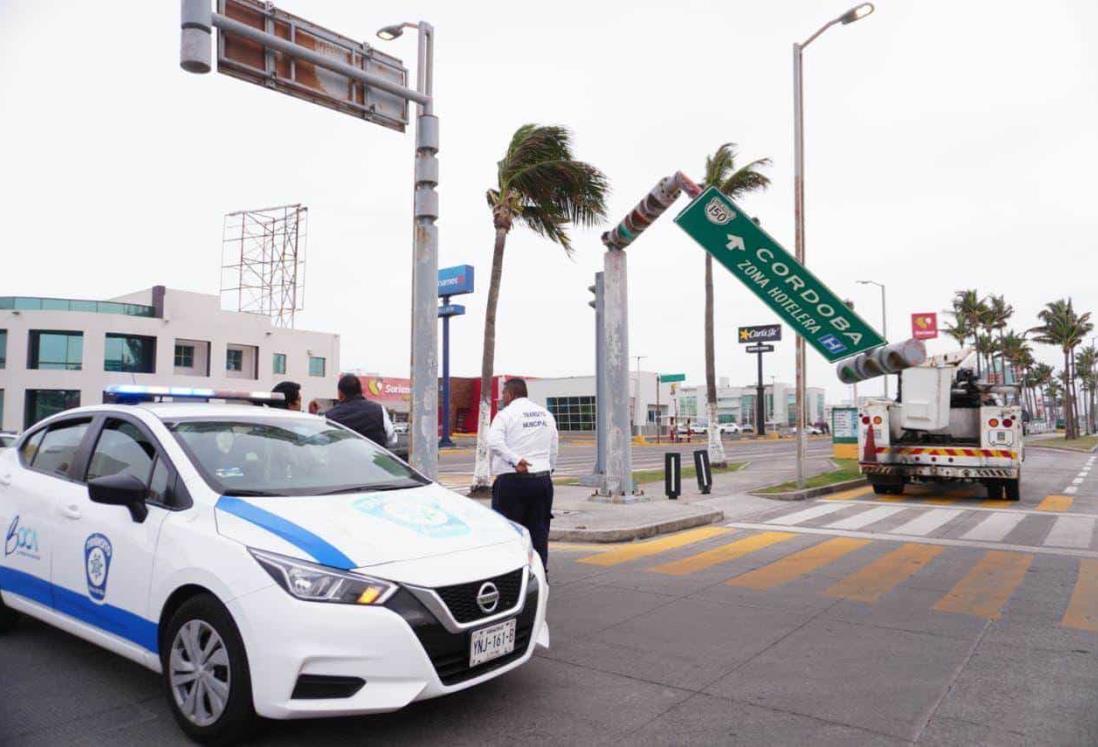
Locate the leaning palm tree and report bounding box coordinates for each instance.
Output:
[470,124,609,494]
[1029,299,1094,439]
[1030,362,1055,427]
[698,143,770,466]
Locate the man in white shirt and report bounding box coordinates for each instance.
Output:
[488,378,559,571]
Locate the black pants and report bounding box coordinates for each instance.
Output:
[491,473,553,571]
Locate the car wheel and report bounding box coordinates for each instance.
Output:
[161,594,256,745]
[0,594,18,633]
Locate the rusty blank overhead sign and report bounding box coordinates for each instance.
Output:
[216,0,409,132]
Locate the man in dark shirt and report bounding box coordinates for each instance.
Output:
[325,374,396,449]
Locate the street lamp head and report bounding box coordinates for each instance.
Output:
[840,3,875,24]
[376,24,406,41]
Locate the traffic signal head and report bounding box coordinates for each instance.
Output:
[836,338,927,384]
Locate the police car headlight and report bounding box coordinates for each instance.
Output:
[249,548,396,605]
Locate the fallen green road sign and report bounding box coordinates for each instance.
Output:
[674,187,886,362]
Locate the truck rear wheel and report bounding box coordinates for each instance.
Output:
[1004,479,1021,501]
[985,480,1004,500]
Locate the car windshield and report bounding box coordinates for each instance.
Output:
[166,417,429,497]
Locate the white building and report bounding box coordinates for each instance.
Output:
[525,372,673,433]
[675,380,827,429]
[0,286,340,431]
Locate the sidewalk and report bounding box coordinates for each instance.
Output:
[468,452,836,542]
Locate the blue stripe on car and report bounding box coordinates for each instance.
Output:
[216,496,356,570]
[0,567,158,653]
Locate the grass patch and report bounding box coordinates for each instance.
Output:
[553,461,747,487]
[1030,435,1098,452]
[758,459,863,494]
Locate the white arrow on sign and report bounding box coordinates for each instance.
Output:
[726,234,746,252]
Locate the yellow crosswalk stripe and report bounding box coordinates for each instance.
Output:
[726,537,871,590]
[1037,495,1074,513]
[825,543,943,603]
[576,526,730,567]
[823,486,874,501]
[1063,558,1098,632]
[649,531,795,576]
[933,550,1032,619]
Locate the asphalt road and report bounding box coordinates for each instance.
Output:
[4,446,1098,744]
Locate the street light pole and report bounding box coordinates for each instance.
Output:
[378,22,439,479]
[792,2,875,488]
[858,279,888,398]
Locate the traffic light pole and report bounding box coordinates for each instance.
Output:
[581,272,607,491]
[600,171,700,499]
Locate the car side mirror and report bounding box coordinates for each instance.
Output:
[88,473,149,523]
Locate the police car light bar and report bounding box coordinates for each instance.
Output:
[104,385,285,404]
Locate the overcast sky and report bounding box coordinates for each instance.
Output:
[2,0,1096,402]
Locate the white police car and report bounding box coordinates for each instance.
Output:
[0,386,548,743]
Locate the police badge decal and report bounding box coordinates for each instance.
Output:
[84,533,113,602]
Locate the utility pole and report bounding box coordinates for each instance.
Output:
[792,1,876,487]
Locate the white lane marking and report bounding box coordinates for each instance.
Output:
[960,512,1027,542]
[825,505,906,530]
[822,498,1098,520]
[1044,516,1096,549]
[1065,487,1079,494]
[891,508,964,537]
[765,503,849,526]
[724,521,1098,559]
[1072,478,1085,485]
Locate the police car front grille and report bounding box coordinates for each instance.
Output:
[434,568,524,623]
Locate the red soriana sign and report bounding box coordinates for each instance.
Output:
[360,377,411,403]
[911,313,938,340]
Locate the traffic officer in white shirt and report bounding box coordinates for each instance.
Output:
[488,378,559,571]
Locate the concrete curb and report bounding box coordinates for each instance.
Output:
[548,509,725,543]
[749,476,869,502]
[1026,443,1098,454]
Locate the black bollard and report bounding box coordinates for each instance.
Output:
[665,452,681,500]
[693,449,712,495]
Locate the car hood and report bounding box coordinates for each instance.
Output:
[214,482,522,570]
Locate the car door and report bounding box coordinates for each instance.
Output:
[0,418,93,613]
[50,414,173,657]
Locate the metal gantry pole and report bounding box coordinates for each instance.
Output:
[409,22,439,478]
[793,42,807,488]
[604,249,634,497]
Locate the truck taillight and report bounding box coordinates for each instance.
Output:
[861,416,870,425]
[988,418,999,428]
[1003,418,1013,428]
[873,416,882,425]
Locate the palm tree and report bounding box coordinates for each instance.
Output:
[998,330,1030,407]
[1030,299,1094,439]
[1076,345,1098,434]
[985,295,1013,381]
[469,125,608,494]
[1030,362,1055,426]
[698,143,770,465]
[948,290,987,374]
